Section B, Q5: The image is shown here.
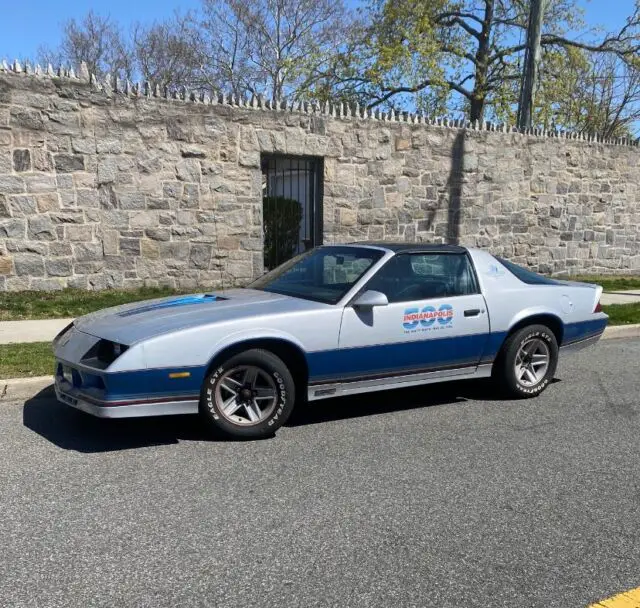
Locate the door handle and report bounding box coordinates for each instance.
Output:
[464,309,481,317]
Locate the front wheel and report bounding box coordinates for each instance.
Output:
[494,324,558,398]
[200,349,296,439]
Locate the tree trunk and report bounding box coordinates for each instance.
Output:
[469,96,485,123]
[469,0,495,123]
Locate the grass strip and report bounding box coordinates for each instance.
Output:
[601,303,640,326]
[0,342,55,380]
[573,276,640,292]
[0,287,186,321]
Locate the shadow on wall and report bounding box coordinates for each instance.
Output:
[446,130,464,245]
[421,130,465,245]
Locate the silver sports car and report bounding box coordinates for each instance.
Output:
[53,243,608,438]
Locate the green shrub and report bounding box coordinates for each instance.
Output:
[263,196,303,269]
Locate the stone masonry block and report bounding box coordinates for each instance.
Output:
[176,159,202,183]
[65,224,92,241]
[9,195,37,216]
[28,216,56,241]
[97,157,117,184]
[120,238,141,256]
[54,154,85,173]
[13,149,31,172]
[0,254,13,275]
[14,253,45,277]
[0,175,26,194]
[46,258,73,277]
[73,243,104,262]
[36,193,60,213]
[0,218,25,239]
[0,195,10,218]
[25,174,57,193]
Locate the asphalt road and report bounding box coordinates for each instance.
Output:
[1,339,639,608]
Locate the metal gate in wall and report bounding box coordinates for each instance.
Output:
[261,155,323,270]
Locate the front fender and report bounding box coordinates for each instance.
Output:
[206,328,308,366]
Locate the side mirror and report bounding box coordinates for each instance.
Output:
[352,290,389,308]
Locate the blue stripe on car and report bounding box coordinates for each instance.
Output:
[56,364,206,403]
[563,318,608,345]
[117,294,218,317]
[55,317,606,404]
[103,366,207,398]
[306,332,498,384]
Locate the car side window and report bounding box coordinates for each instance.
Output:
[365,253,479,303]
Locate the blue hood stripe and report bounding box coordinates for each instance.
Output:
[118,295,220,317]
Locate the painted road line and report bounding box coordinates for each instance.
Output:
[588,586,640,607]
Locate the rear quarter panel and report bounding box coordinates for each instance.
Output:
[468,249,607,348]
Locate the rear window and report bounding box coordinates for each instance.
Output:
[496,257,561,285]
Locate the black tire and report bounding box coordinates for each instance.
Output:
[493,324,558,398]
[200,349,296,439]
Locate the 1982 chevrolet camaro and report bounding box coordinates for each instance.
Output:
[53,243,608,438]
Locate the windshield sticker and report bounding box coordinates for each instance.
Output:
[403,304,454,333]
[486,263,506,278]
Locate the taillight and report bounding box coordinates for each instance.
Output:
[594,299,602,313]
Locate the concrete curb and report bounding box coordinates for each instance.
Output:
[1,324,638,404]
[602,323,640,340]
[1,376,54,402]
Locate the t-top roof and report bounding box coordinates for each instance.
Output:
[343,242,468,254]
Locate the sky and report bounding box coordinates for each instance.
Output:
[0,0,637,62]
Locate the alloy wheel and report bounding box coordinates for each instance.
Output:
[514,338,550,387]
[214,365,278,426]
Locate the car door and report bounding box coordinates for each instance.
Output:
[336,252,490,384]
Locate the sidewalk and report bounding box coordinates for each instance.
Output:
[0,319,74,345]
[600,290,640,305]
[0,290,639,345]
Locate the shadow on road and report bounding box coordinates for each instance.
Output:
[23,386,210,453]
[23,379,511,453]
[287,379,502,427]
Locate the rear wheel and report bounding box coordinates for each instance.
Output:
[200,349,296,439]
[494,324,558,398]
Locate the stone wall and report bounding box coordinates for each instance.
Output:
[0,66,639,291]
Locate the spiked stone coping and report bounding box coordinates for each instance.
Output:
[1,59,639,292]
[1,58,638,148]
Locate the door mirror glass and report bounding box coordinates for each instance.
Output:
[352,290,389,308]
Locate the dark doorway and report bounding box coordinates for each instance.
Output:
[261,155,323,269]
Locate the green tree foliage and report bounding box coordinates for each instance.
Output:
[537,49,640,138]
[354,0,640,128]
[33,0,640,135]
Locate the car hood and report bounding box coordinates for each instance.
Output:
[73,289,320,344]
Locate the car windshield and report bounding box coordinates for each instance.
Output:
[249,247,385,304]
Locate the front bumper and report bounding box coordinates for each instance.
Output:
[54,378,199,418]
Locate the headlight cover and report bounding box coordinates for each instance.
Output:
[53,322,74,343]
[81,339,129,369]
